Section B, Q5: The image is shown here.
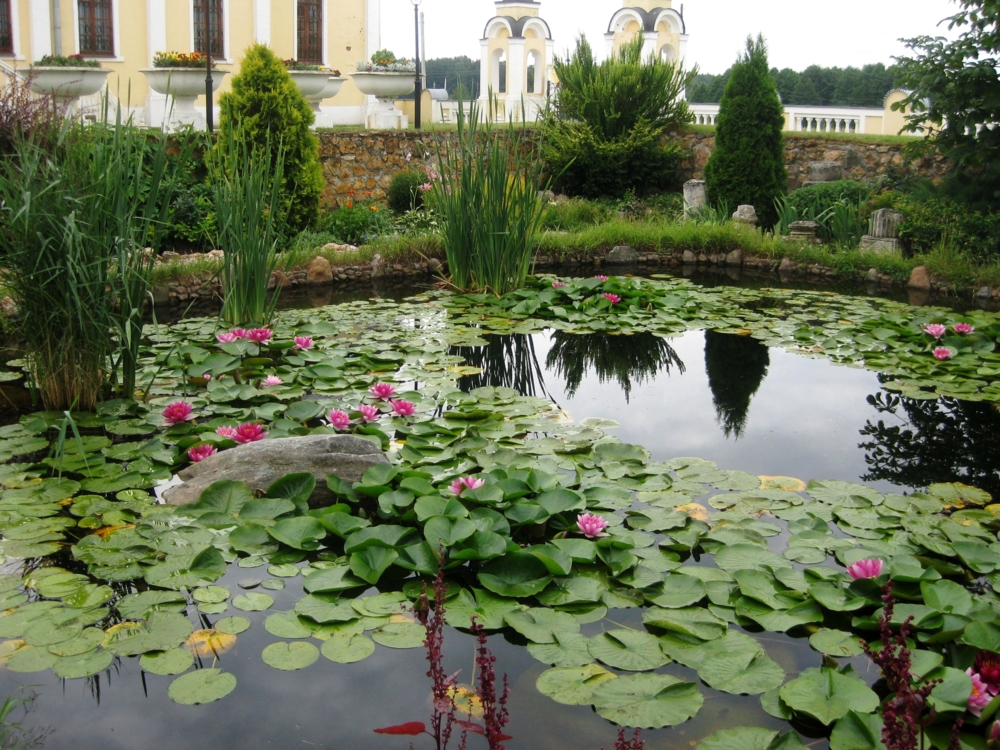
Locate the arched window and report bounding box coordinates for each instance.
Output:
[492,49,507,94]
[660,44,675,63]
[78,0,113,56]
[526,50,541,94]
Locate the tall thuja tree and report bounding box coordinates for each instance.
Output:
[895,0,1000,205]
[704,331,770,439]
[217,43,324,232]
[704,35,787,228]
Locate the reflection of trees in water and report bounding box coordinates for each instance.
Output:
[452,334,550,398]
[860,384,1000,497]
[545,331,685,403]
[703,330,770,439]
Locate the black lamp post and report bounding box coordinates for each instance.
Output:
[412,0,422,129]
[205,0,214,132]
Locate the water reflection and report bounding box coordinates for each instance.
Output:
[453,334,551,399]
[704,331,771,439]
[545,331,685,402]
[860,382,1000,497]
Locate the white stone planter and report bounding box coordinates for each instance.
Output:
[24,67,111,116]
[350,71,416,129]
[288,70,334,100]
[141,68,228,130]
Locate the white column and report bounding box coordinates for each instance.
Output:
[478,39,489,106]
[29,0,51,61]
[363,0,381,123]
[254,0,271,45]
[604,33,615,59]
[678,33,689,68]
[146,0,168,127]
[506,39,525,121]
[641,32,657,59]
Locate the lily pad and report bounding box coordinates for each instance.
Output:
[588,629,670,672]
[140,648,195,676]
[591,673,704,728]
[321,633,376,664]
[371,621,425,649]
[232,593,274,612]
[168,668,237,705]
[779,667,879,725]
[262,641,320,671]
[536,664,618,705]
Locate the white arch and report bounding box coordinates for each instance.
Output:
[526,49,541,94]
[609,8,645,35]
[652,9,683,34]
[521,18,551,40]
[659,44,676,62]
[484,17,513,40]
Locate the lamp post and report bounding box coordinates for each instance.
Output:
[205,0,214,132]
[411,0,422,129]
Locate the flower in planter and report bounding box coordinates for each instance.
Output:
[923,324,947,338]
[369,382,397,400]
[954,323,975,334]
[390,400,416,417]
[152,51,213,69]
[188,444,217,463]
[162,401,194,425]
[846,558,883,579]
[294,336,314,351]
[933,347,954,361]
[577,513,610,538]
[602,293,622,304]
[36,53,101,68]
[328,410,352,431]
[232,423,267,444]
[357,404,380,423]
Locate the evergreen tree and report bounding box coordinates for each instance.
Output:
[703,35,787,228]
[704,331,770,439]
[217,43,324,232]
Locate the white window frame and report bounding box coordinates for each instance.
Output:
[73,0,123,62]
[0,0,23,59]
[188,0,231,64]
[293,0,328,66]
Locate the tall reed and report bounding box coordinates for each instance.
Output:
[0,115,175,410]
[430,98,547,294]
[210,129,287,325]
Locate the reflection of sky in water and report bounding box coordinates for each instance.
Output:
[8,329,985,748]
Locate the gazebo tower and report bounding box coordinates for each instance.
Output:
[606,0,688,64]
[479,0,555,121]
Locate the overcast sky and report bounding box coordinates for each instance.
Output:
[380,0,959,74]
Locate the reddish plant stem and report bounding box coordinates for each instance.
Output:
[470,618,511,750]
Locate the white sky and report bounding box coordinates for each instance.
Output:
[380,0,959,74]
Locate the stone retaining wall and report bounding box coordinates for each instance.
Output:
[316,129,952,204]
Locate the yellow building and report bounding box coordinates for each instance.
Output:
[479,0,554,122]
[606,0,688,64]
[0,0,377,126]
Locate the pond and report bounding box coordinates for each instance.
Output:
[1,274,999,750]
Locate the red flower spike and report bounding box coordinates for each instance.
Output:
[374,722,426,736]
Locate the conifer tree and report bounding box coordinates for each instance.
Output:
[218,43,324,232]
[704,35,787,228]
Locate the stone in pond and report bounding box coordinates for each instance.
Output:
[607,245,638,264]
[163,435,389,507]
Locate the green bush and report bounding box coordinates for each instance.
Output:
[387,170,429,213]
[785,180,872,217]
[540,36,694,199]
[319,201,394,245]
[541,198,613,232]
[895,195,1000,261]
[704,36,787,228]
[217,43,324,233]
[167,183,216,248]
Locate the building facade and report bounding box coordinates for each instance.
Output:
[479,0,554,122]
[0,0,378,126]
[606,0,688,65]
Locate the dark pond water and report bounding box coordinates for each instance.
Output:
[1,275,997,749]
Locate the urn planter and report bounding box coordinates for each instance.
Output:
[24,67,111,116]
[289,71,345,117]
[350,71,415,129]
[141,68,228,130]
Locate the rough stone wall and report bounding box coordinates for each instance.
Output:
[671,130,951,190]
[317,129,952,203]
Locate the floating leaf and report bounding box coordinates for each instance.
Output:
[371,621,425,649]
[215,616,251,635]
[232,593,274,612]
[321,633,375,664]
[809,629,864,657]
[168,668,237,705]
[779,667,879,725]
[140,648,195,676]
[698,727,807,750]
[591,673,703,729]
[536,664,617,705]
[184,629,237,658]
[262,641,320,671]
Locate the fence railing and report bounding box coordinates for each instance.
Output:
[689,103,888,135]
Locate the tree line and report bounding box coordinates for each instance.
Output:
[688,63,899,107]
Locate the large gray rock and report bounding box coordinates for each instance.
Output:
[732,205,758,227]
[607,245,638,264]
[162,435,389,507]
[683,179,707,217]
[808,161,843,183]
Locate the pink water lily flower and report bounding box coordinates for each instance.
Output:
[203,373,212,381]
[390,400,417,417]
[329,410,352,430]
[577,513,610,538]
[552,281,567,289]
[247,328,273,344]
[369,382,397,400]
[450,476,486,495]
[216,332,239,344]
[261,375,283,387]
[954,323,975,334]
[933,347,953,361]
[847,558,883,580]
[969,670,992,717]
[294,336,314,350]
[602,293,622,304]
[989,720,1000,742]
[231,328,250,339]
[188,444,217,463]
[215,426,238,439]
[162,401,194,425]
[232,423,267,444]
[594,275,609,281]
[924,324,947,339]
[357,404,380,423]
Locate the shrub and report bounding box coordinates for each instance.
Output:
[895,195,1000,261]
[217,43,324,233]
[429,99,547,293]
[704,35,787,228]
[540,35,694,199]
[0,73,66,154]
[541,199,613,232]
[388,170,430,213]
[36,54,100,67]
[167,184,216,248]
[319,199,394,245]
[785,180,872,217]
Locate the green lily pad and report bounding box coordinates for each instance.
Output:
[698,727,807,750]
[809,629,864,657]
[528,632,594,667]
[140,648,195,676]
[232,593,274,612]
[168,668,237,705]
[215,616,251,635]
[779,667,879,725]
[321,633,376,664]
[53,648,114,679]
[264,611,315,639]
[371,621,425,649]
[588,629,670,672]
[591,673,704,729]
[536,664,618,705]
[262,641,320,671]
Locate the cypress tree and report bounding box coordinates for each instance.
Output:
[704,35,787,228]
[217,43,324,232]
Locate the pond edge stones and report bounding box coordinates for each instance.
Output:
[163,435,389,507]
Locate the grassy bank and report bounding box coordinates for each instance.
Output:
[146,219,1000,292]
